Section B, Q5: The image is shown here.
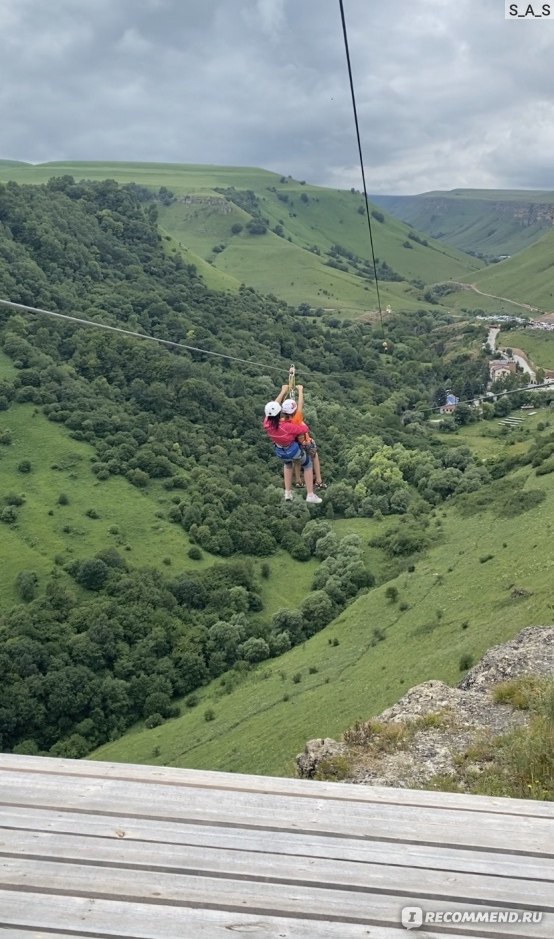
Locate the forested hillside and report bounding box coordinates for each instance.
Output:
[0,177,526,760]
[0,161,483,314]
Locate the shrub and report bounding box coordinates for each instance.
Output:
[86,508,100,519]
[292,672,302,684]
[188,546,203,560]
[16,570,38,602]
[17,460,32,473]
[185,694,199,708]
[58,493,69,505]
[385,585,398,603]
[459,653,474,671]
[314,755,351,781]
[144,713,164,729]
[204,708,216,722]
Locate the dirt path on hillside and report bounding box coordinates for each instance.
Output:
[449,282,540,312]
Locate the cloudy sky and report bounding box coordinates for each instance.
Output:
[1,0,553,194]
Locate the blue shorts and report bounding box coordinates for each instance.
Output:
[274,442,311,470]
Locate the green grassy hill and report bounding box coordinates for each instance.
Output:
[466,228,554,312]
[497,328,554,370]
[91,454,554,777]
[372,189,554,259]
[0,161,482,314]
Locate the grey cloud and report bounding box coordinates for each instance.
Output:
[1,0,553,192]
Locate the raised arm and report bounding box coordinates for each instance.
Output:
[276,383,289,404]
[296,383,304,412]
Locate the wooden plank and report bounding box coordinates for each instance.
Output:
[1,862,551,939]
[2,828,552,909]
[1,771,552,855]
[0,891,471,939]
[2,754,552,818]
[3,805,553,882]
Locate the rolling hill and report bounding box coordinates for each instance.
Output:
[466,226,554,312]
[372,189,554,260]
[0,160,482,314]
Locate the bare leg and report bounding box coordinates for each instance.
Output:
[313,453,323,485]
[283,463,293,497]
[303,463,315,495]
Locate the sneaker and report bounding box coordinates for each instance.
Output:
[306,492,322,504]
[284,490,294,501]
[315,481,327,490]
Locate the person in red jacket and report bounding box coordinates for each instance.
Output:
[263,398,322,504]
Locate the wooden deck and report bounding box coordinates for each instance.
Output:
[0,755,553,938]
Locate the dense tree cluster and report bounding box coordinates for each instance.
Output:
[0,526,371,755]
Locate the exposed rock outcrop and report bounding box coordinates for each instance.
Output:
[296,626,554,788]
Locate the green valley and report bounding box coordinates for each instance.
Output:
[1,168,553,786]
[373,188,554,260]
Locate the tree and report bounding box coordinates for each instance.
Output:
[453,403,473,426]
[239,637,270,663]
[300,591,336,636]
[75,558,110,591]
[16,570,38,602]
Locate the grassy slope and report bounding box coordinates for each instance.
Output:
[467,229,554,312]
[373,190,554,258]
[0,394,316,613]
[497,328,554,370]
[91,417,554,777]
[0,161,482,315]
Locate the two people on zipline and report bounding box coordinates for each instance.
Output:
[263,383,325,504]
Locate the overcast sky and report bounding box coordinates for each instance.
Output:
[1,0,553,194]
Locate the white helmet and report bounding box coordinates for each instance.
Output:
[281,398,298,415]
[264,400,282,417]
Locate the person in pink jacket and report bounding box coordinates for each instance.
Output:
[263,398,322,504]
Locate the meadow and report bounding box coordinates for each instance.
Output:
[91,444,554,777]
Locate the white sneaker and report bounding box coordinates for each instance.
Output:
[284,490,293,501]
[306,492,322,504]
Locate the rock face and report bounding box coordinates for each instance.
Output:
[458,626,554,692]
[295,738,346,780]
[296,626,554,788]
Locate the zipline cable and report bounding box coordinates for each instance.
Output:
[2,298,548,412]
[0,298,289,376]
[338,0,385,337]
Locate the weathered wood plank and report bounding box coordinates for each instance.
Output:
[1,771,552,855]
[1,865,551,939]
[3,805,553,881]
[2,828,552,909]
[0,890,473,939]
[1,754,552,818]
